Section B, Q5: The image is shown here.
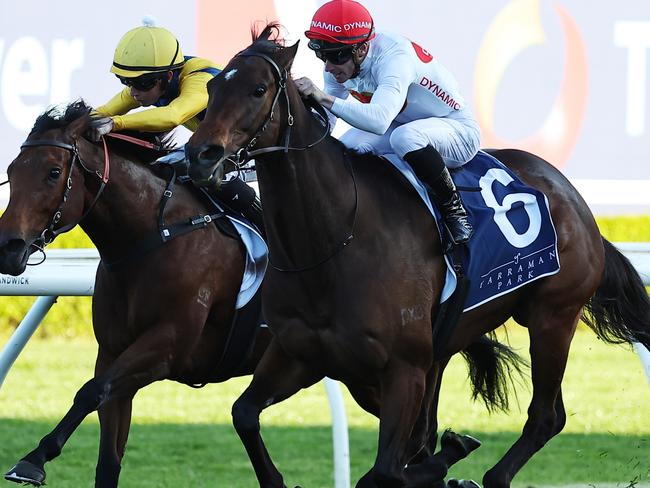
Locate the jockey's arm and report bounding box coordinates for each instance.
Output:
[95,89,140,117]
[329,52,417,135]
[322,72,350,131]
[98,71,212,132]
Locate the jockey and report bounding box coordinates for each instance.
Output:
[91,23,263,234]
[296,0,480,244]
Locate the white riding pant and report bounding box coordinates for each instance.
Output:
[339,116,481,168]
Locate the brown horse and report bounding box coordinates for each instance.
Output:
[0,101,272,488]
[186,25,650,488]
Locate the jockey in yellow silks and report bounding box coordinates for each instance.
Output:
[94,24,220,134]
[91,23,263,234]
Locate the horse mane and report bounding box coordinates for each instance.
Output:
[30,99,176,162]
[244,22,286,56]
[30,99,92,135]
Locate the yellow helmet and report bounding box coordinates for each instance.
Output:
[110,26,184,78]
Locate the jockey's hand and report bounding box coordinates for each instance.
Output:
[87,116,114,142]
[294,77,334,109]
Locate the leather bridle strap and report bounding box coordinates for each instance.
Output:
[233,52,330,163]
[20,137,110,244]
[231,53,356,273]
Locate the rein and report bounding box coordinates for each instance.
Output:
[232,51,357,273]
[106,132,167,151]
[19,137,110,251]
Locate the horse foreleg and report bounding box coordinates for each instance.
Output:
[482,309,579,488]
[95,395,133,488]
[232,339,322,488]
[5,327,176,487]
[357,358,427,488]
[4,373,115,487]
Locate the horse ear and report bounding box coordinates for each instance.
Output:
[65,113,90,140]
[278,40,300,71]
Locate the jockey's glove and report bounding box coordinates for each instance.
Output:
[87,116,114,142]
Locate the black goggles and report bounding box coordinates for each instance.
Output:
[314,47,356,65]
[118,74,161,91]
[309,40,356,65]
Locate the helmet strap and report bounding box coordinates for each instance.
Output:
[350,43,368,79]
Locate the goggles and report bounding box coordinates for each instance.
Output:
[308,40,357,65]
[118,74,161,91]
[314,46,356,65]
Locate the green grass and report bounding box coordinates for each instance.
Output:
[1,326,648,487]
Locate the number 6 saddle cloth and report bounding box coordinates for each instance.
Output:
[382,150,561,312]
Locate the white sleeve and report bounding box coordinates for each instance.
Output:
[330,52,417,135]
[323,71,349,131]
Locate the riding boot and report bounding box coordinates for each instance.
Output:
[242,195,266,238]
[403,145,473,244]
[212,177,266,237]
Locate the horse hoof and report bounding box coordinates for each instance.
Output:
[441,429,481,457]
[5,460,46,486]
[447,479,481,488]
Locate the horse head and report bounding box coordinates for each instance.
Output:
[0,101,103,275]
[187,23,299,187]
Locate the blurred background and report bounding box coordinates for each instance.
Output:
[0,0,648,213]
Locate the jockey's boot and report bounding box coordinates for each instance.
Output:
[404,145,473,244]
[244,195,266,238]
[213,177,266,237]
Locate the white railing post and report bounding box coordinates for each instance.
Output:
[324,377,350,488]
[633,342,650,387]
[0,295,57,388]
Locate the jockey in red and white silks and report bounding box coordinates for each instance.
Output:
[324,30,480,169]
[296,0,478,244]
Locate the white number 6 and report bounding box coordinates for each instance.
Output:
[479,168,542,248]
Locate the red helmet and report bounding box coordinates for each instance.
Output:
[305,0,375,46]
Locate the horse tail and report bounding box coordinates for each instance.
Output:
[461,333,528,412]
[582,238,650,350]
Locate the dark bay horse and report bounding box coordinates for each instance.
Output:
[186,26,650,488]
[0,101,271,487]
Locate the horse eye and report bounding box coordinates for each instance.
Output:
[48,167,62,180]
[253,85,267,97]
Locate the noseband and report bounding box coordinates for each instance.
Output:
[20,137,110,248]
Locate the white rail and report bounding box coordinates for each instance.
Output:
[1,243,650,488]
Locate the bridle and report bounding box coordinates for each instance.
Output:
[227,51,358,273]
[19,137,110,255]
[229,52,331,165]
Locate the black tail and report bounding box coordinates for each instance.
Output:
[461,333,528,412]
[583,238,650,350]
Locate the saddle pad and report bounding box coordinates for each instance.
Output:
[228,215,268,309]
[382,150,560,312]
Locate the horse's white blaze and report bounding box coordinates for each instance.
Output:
[224,69,237,81]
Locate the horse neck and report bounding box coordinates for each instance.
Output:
[255,89,356,269]
[78,147,166,259]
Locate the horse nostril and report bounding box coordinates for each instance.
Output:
[199,145,225,165]
[188,144,225,167]
[4,238,27,254]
